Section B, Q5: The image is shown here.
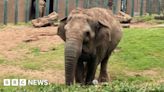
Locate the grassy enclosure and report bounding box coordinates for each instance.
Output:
[0,25,164,91]
[0,0,164,91]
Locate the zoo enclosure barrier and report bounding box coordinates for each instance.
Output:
[0,0,163,25]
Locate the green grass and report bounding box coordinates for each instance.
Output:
[0,27,164,91]
[1,43,64,70]
[114,28,164,70]
[0,22,32,31]
[0,82,163,92]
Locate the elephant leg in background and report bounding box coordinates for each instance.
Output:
[85,55,97,85]
[39,0,46,17]
[39,6,45,17]
[98,52,112,82]
[75,60,85,84]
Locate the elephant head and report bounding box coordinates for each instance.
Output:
[57,9,113,85]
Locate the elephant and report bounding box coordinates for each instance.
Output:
[30,0,54,19]
[57,7,122,85]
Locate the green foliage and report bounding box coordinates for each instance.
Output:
[0,82,163,92]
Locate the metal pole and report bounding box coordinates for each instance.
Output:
[96,0,99,7]
[131,0,134,17]
[87,0,90,8]
[104,0,108,8]
[15,0,18,24]
[113,0,118,14]
[46,0,50,15]
[76,0,79,8]
[35,0,39,18]
[25,0,30,23]
[53,0,58,13]
[157,0,161,15]
[3,0,8,25]
[140,0,143,16]
[65,0,69,17]
[83,0,87,8]
[148,0,152,15]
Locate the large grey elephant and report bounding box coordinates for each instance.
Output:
[57,7,122,85]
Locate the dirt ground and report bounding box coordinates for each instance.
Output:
[0,23,161,84]
[0,26,63,59]
[0,25,65,83]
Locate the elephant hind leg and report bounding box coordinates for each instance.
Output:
[98,52,112,82]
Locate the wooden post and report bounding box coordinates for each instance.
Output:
[35,0,39,18]
[131,0,134,17]
[15,0,18,24]
[25,0,30,23]
[3,0,8,25]
[140,0,143,16]
[76,0,79,8]
[65,0,69,17]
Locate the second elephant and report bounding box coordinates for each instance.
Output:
[30,0,54,19]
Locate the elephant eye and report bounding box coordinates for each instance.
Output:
[84,31,90,37]
[83,31,90,44]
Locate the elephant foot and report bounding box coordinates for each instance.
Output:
[85,81,94,85]
[98,73,109,82]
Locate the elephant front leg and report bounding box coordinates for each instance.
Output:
[75,61,85,84]
[85,56,97,85]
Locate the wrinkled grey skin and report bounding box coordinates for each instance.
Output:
[57,7,122,85]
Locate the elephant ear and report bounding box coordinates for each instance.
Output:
[57,17,67,41]
[95,20,112,44]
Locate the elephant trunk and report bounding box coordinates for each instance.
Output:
[65,39,82,85]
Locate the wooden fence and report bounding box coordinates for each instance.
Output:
[0,0,162,25]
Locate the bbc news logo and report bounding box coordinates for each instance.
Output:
[3,79,49,86]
